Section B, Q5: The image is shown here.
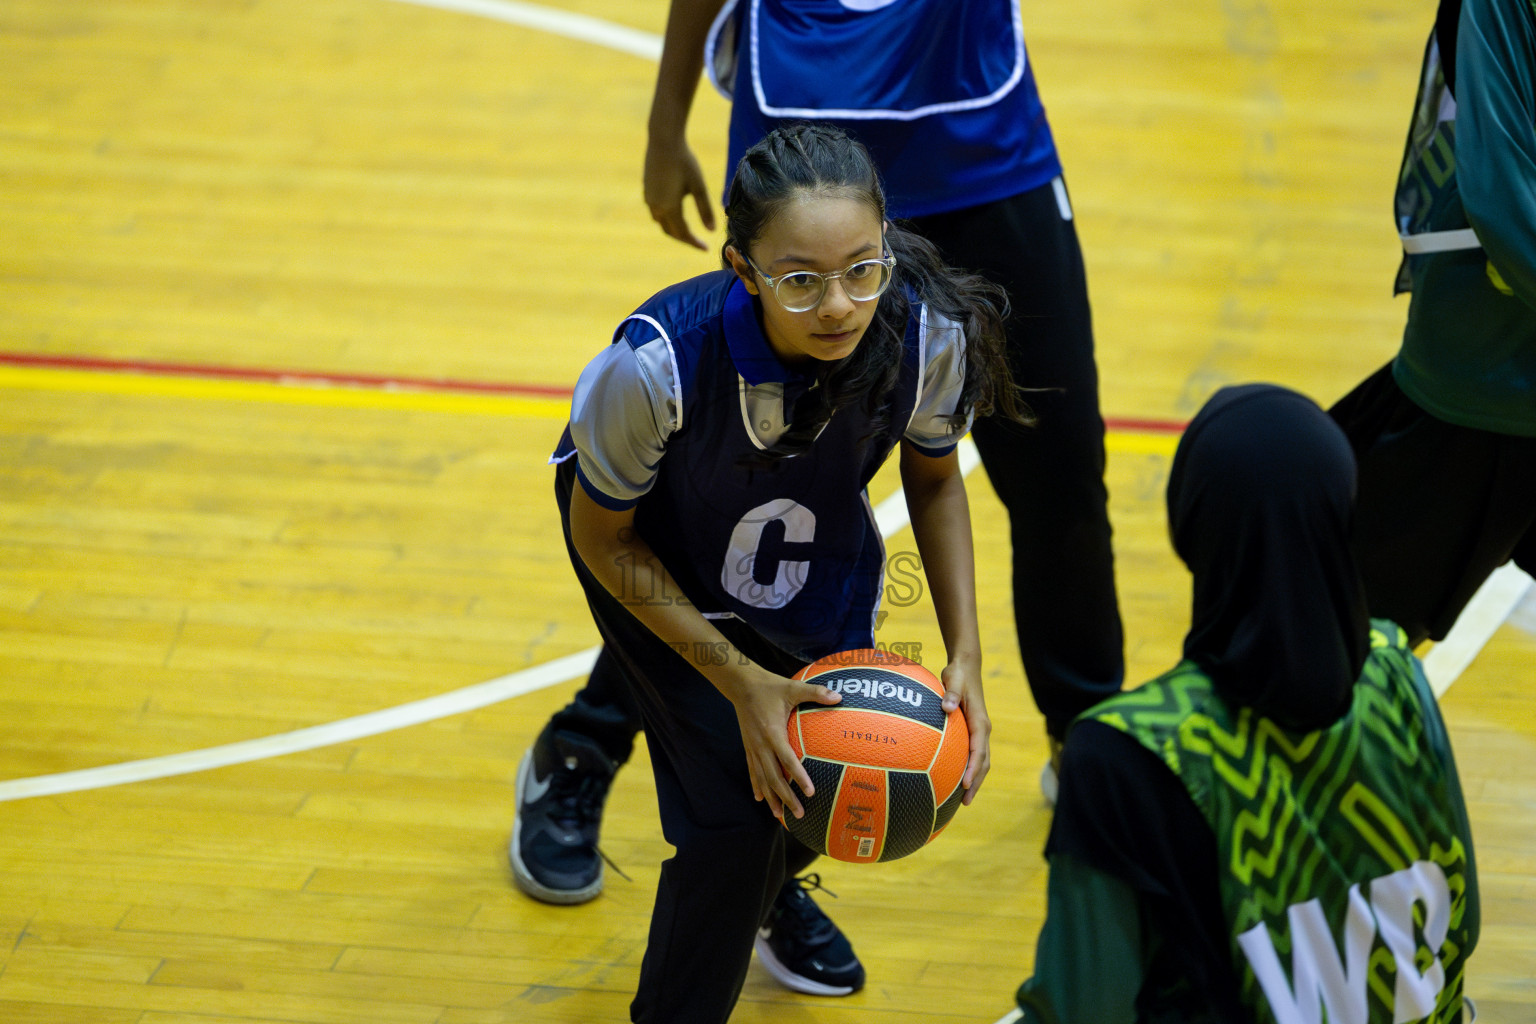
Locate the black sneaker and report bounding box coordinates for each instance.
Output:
[510,725,617,904]
[754,874,865,996]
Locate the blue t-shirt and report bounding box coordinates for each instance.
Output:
[708,0,1063,219]
[553,270,971,659]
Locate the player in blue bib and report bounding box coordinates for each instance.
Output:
[539,125,1028,1023]
[647,0,1125,795]
[513,0,1126,929]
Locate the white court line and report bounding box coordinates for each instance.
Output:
[1423,563,1533,697]
[378,0,662,59]
[0,441,974,802]
[5,0,1524,801]
[0,651,600,803]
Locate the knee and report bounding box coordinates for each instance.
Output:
[663,807,785,871]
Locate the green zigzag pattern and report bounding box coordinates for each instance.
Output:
[1088,622,1472,1024]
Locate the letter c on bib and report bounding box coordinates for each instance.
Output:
[721,499,816,609]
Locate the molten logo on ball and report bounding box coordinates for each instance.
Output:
[822,675,926,708]
[785,648,968,862]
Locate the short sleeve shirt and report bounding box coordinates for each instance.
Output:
[555,270,970,658]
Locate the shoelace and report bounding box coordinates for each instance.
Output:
[547,765,632,882]
[777,874,839,946]
[792,872,838,900]
[547,770,611,831]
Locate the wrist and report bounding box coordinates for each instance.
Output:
[646,96,692,139]
[944,645,982,672]
[702,654,768,703]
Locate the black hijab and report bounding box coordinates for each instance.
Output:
[1167,384,1370,731]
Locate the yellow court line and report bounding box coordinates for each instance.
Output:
[0,365,1183,455]
[1106,430,1180,458]
[0,365,570,419]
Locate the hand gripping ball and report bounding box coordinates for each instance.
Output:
[785,648,968,862]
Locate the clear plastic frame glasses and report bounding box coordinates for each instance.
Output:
[744,251,898,312]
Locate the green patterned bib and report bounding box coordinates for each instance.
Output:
[1087,621,1473,1024]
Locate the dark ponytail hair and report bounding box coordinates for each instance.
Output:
[723,123,1031,461]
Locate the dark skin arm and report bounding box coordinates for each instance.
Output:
[643,0,730,249]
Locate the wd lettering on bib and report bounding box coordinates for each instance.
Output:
[1085,626,1474,1024]
[1236,861,1454,1024]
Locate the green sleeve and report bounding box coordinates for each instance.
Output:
[1015,853,1146,1024]
[1457,0,1536,310]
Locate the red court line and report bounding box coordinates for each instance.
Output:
[0,351,1189,434]
[0,351,571,399]
[1103,415,1188,435]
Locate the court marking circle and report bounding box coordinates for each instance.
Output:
[0,0,1522,802]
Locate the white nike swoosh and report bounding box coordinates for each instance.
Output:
[522,762,554,804]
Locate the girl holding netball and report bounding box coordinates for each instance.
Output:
[549,123,1026,1023]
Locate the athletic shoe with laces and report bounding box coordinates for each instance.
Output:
[510,725,617,904]
[754,874,865,996]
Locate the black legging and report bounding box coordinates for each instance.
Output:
[1330,361,1536,645]
[552,460,818,1024]
[911,179,1125,737]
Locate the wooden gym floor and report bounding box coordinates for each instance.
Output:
[1,1,1532,1021]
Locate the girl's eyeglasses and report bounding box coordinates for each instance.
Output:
[744,251,897,312]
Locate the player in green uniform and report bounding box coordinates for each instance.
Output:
[1330,0,1536,645]
[1004,384,1479,1024]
